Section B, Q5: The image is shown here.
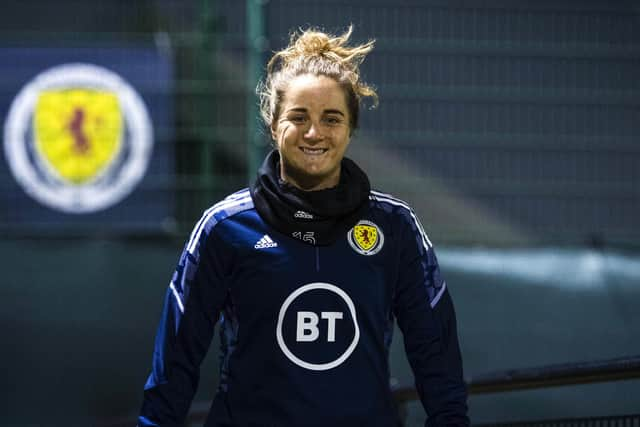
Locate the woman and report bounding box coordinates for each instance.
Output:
[139,26,469,426]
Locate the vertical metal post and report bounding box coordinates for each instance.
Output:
[199,0,215,203]
[246,0,266,183]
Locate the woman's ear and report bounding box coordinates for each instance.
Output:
[270,121,278,142]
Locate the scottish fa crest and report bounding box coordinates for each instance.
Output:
[3,63,153,213]
[348,220,384,256]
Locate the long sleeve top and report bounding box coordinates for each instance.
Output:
[139,188,469,426]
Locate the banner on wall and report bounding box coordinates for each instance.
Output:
[0,47,173,231]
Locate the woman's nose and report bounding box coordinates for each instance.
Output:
[304,122,322,140]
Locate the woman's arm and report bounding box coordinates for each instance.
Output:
[138,227,231,426]
[393,209,469,427]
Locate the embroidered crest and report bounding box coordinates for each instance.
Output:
[348,220,384,255]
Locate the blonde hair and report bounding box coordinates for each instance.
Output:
[258,25,378,133]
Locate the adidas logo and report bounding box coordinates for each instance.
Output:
[294,210,313,219]
[254,234,278,249]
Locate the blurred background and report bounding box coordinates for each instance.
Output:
[1,0,639,425]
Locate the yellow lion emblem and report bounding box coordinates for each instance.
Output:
[348,220,384,255]
[353,224,378,251]
[34,89,123,184]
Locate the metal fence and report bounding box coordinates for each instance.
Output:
[218,0,640,247]
[1,0,638,247]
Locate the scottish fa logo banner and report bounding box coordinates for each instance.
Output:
[3,63,153,213]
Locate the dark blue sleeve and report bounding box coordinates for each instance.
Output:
[393,210,469,426]
[138,224,232,426]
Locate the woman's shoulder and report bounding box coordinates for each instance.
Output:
[202,188,254,220]
[221,187,253,202]
[368,189,415,215]
[367,189,420,229]
[368,189,435,250]
[368,189,433,232]
[183,188,255,255]
[189,188,254,234]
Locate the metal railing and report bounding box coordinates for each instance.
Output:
[102,355,640,427]
[393,354,640,426]
[475,414,640,427]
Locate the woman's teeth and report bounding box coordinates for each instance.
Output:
[301,147,327,155]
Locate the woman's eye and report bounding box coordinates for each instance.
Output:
[325,116,340,124]
[290,116,306,123]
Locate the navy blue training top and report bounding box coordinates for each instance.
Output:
[139,189,468,427]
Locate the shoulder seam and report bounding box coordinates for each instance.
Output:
[369,190,411,209]
[369,190,433,250]
[186,191,253,254]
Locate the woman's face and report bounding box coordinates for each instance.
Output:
[271,74,351,191]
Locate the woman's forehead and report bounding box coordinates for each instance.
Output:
[282,74,348,111]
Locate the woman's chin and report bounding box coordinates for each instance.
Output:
[284,168,339,190]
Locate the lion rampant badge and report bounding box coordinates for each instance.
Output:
[34,89,123,184]
[348,220,384,256]
[3,63,153,213]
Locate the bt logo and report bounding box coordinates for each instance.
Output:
[296,311,343,342]
[276,283,359,371]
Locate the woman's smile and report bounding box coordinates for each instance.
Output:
[299,147,328,155]
[271,74,351,191]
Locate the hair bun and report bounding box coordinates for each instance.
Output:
[294,31,332,57]
[271,25,371,69]
[259,25,378,132]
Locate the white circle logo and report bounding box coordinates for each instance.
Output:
[276,282,360,371]
[3,63,153,213]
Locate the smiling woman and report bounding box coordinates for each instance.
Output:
[139,26,469,427]
[273,74,351,190]
[258,26,378,191]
